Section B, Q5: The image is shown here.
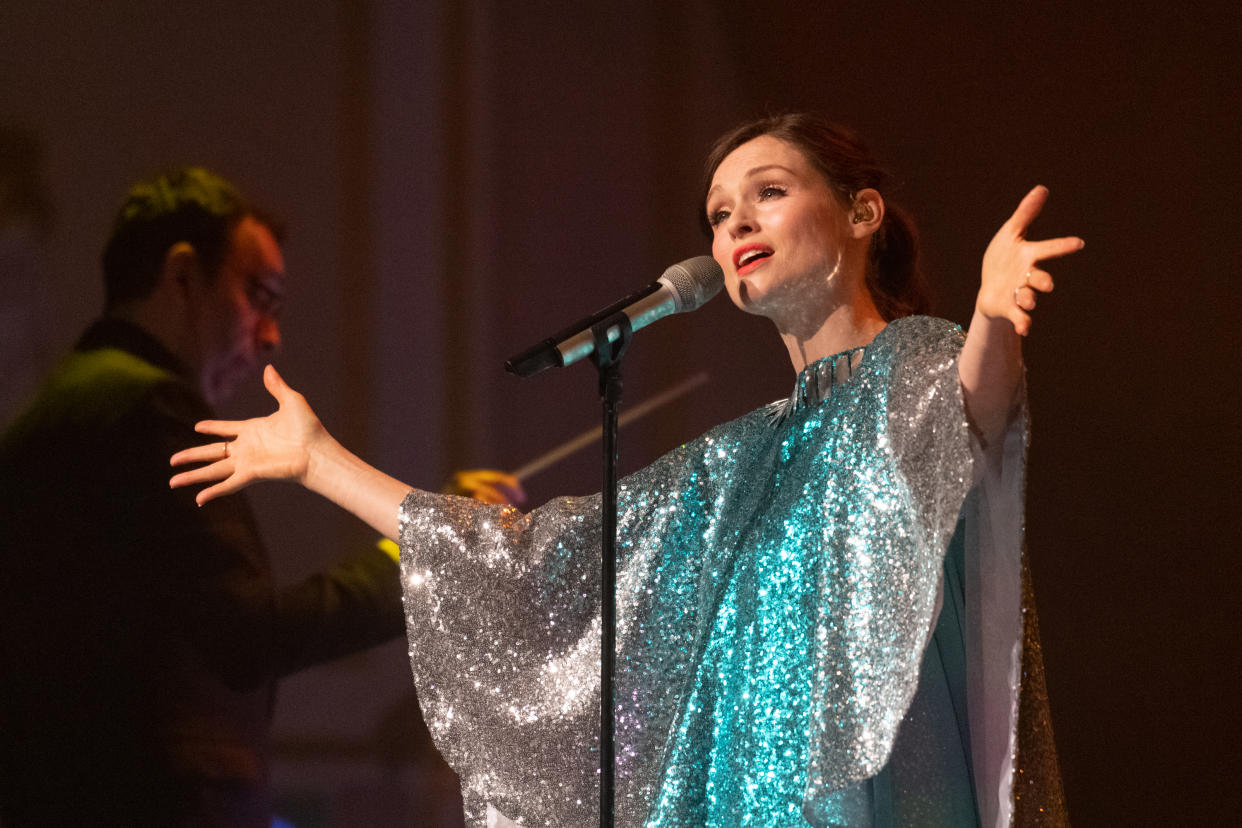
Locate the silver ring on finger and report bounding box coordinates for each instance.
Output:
[1013,271,1033,307]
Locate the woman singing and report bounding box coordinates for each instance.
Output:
[172,113,1081,827]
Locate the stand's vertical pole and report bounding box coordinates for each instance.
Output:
[589,314,631,828]
[599,361,621,828]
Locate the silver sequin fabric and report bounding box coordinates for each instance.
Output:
[400,317,989,826]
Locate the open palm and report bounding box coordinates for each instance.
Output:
[170,364,328,505]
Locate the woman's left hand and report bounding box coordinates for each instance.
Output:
[978,185,1084,336]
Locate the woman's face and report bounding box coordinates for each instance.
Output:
[706,135,855,323]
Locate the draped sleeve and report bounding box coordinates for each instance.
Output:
[398,432,757,824]
[398,489,605,818]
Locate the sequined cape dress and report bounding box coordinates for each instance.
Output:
[398,316,1066,827]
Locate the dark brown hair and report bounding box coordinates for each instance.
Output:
[702,113,930,320]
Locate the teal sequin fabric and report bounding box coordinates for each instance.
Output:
[400,317,988,826]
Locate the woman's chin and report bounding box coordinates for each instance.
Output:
[730,278,762,311]
[730,279,783,318]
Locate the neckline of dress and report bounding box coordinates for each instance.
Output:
[768,343,870,424]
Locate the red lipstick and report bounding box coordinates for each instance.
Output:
[733,243,773,276]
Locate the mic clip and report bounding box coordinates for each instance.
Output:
[589,312,633,397]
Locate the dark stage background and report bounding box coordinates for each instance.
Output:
[2,1,1238,825]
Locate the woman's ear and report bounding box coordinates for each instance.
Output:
[848,188,885,239]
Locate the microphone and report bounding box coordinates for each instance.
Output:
[504,256,724,377]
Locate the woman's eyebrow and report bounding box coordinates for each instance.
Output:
[742,164,795,179]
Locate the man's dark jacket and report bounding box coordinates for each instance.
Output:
[0,319,404,826]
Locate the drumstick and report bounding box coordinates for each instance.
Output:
[512,371,709,482]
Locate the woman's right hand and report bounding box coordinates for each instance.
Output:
[170,364,330,506]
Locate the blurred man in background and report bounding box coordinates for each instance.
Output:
[0,168,517,826]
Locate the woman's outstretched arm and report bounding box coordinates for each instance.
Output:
[170,364,412,540]
[959,185,1084,446]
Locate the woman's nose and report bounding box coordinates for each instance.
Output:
[726,208,755,238]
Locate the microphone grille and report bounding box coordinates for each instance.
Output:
[660,255,724,313]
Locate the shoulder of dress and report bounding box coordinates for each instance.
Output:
[879,315,962,341]
[872,315,966,358]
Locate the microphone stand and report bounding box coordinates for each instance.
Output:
[587,311,633,828]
